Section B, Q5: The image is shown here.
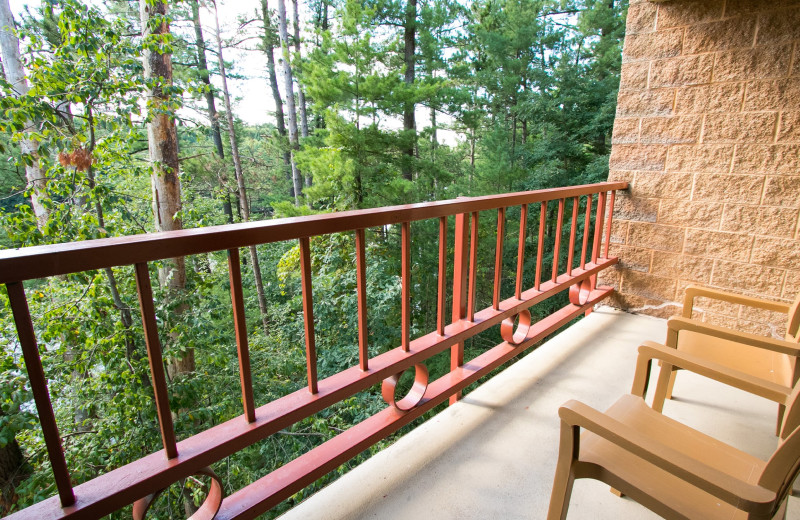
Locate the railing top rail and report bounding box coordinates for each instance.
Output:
[0,182,626,284]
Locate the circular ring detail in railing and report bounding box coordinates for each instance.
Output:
[500,309,532,346]
[569,279,592,306]
[132,466,224,520]
[381,363,429,412]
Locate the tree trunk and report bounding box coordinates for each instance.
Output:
[213,2,270,333]
[0,0,48,229]
[430,105,437,163]
[401,0,417,182]
[261,0,294,198]
[190,0,234,223]
[292,0,312,188]
[140,0,193,377]
[0,420,27,516]
[277,0,303,204]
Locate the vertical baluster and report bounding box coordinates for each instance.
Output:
[355,229,369,370]
[6,282,75,507]
[467,211,479,322]
[534,201,546,291]
[493,208,506,311]
[437,217,447,336]
[401,222,411,352]
[567,197,579,276]
[451,213,469,404]
[515,204,528,299]
[228,249,256,422]
[552,199,565,282]
[580,194,593,270]
[134,263,178,459]
[299,237,319,394]
[592,192,607,265]
[603,191,617,259]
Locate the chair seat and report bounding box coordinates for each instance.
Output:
[579,395,769,520]
[677,331,794,387]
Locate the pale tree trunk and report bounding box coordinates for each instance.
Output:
[190,0,233,223]
[401,0,416,182]
[277,0,303,205]
[292,0,312,188]
[213,2,270,333]
[140,0,193,379]
[261,0,294,198]
[0,0,48,228]
[291,0,309,137]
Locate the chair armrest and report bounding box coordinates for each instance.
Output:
[667,317,800,356]
[682,284,790,318]
[559,398,776,514]
[631,341,791,404]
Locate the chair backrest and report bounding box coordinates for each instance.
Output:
[785,293,800,343]
[760,381,800,516]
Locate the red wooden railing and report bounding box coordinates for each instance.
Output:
[0,181,626,519]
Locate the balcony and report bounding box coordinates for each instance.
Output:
[2,180,797,519]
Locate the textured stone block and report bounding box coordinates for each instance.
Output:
[612,118,640,144]
[640,116,702,144]
[620,62,650,90]
[656,0,725,29]
[651,253,714,283]
[607,170,635,184]
[628,222,685,252]
[783,269,800,298]
[612,191,659,222]
[721,205,799,238]
[683,17,756,54]
[714,45,792,82]
[609,144,668,171]
[711,259,785,294]
[623,270,679,300]
[617,89,675,117]
[609,220,629,245]
[684,229,753,262]
[703,311,740,329]
[743,79,800,111]
[635,171,693,199]
[703,113,777,144]
[763,176,800,207]
[751,236,800,269]
[733,145,800,174]
[693,174,765,204]
[757,8,800,46]
[665,144,734,173]
[745,305,792,328]
[725,0,800,17]
[626,2,658,34]
[675,83,744,114]
[607,291,679,318]
[611,244,652,272]
[649,54,714,88]
[658,199,723,228]
[622,29,684,63]
[778,113,800,142]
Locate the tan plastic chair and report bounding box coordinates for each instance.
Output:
[653,285,800,434]
[547,342,800,520]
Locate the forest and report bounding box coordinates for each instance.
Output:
[0,0,626,517]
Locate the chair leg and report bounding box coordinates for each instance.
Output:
[548,423,579,520]
[610,487,624,497]
[777,403,786,437]
[548,469,576,520]
[664,369,677,400]
[652,364,675,413]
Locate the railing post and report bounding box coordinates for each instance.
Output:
[228,248,256,422]
[450,211,469,404]
[6,282,75,507]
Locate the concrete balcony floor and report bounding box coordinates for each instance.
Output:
[280,306,800,520]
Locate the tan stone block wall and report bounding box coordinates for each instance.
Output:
[603,0,800,336]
